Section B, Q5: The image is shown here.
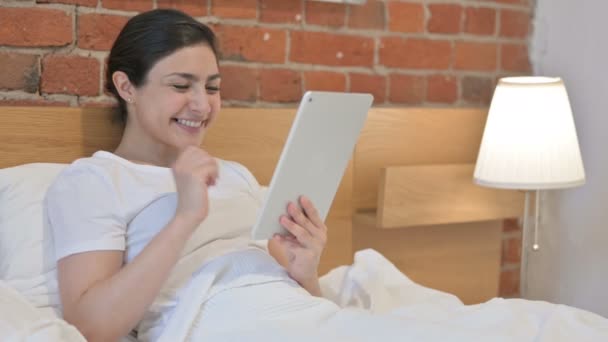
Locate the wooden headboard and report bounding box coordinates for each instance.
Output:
[1,106,293,180]
[1,106,523,304]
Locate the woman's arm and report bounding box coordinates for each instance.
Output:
[58,216,196,342]
[57,147,219,341]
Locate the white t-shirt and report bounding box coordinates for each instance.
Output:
[44,151,270,329]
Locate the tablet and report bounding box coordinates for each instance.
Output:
[251,91,373,240]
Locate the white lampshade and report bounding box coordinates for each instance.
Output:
[474,77,585,189]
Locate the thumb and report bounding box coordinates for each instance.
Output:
[272,234,288,248]
[272,235,294,253]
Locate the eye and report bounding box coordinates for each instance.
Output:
[172,84,190,91]
[206,86,220,94]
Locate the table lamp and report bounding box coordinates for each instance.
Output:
[473,76,585,297]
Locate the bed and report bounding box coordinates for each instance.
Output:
[1,106,607,341]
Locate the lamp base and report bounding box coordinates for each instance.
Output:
[520,189,541,298]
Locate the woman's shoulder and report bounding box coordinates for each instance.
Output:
[54,151,164,183]
[57,154,112,178]
[47,152,120,195]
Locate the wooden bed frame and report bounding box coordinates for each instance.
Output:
[0,106,523,304]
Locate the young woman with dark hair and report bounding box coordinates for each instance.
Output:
[45,9,329,341]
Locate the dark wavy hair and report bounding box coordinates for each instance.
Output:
[105,9,218,123]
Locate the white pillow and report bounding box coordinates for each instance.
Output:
[1,163,160,342]
[0,163,67,310]
[0,280,85,341]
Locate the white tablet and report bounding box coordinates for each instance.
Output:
[251,91,373,240]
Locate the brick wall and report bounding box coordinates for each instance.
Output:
[0,0,528,296]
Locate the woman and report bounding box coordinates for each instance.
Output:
[45,9,333,342]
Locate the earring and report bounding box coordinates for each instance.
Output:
[127,98,133,103]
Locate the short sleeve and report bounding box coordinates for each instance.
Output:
[45,165,127,261]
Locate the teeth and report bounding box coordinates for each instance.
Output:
[176,119,203,128]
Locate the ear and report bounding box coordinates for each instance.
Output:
[112,71,136,103]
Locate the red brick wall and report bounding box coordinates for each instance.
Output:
[0,0,529,296]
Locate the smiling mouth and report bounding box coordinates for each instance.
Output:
[173,118,209,128]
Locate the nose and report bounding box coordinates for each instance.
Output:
[189,85,212,116]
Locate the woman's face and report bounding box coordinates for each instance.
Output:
[129,43,221,152]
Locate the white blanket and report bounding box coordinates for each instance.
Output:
[0,281,85,342]
[156,249,608,342]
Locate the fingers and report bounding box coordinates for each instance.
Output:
[193,163,219,187]
[274,234,300,249]
[280,215,314,248]
[299,196,325,230]
[280,200,327,249]
[288,202,316,234]
[173,147,219,186]
[175,146,215,168]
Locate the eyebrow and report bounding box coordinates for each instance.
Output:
[164,72,221,82]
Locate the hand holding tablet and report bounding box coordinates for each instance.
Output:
[251,91,373,240]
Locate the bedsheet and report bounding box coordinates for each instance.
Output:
[0,281,84,342]
[155,249,608,342]
[3,249,607,341]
